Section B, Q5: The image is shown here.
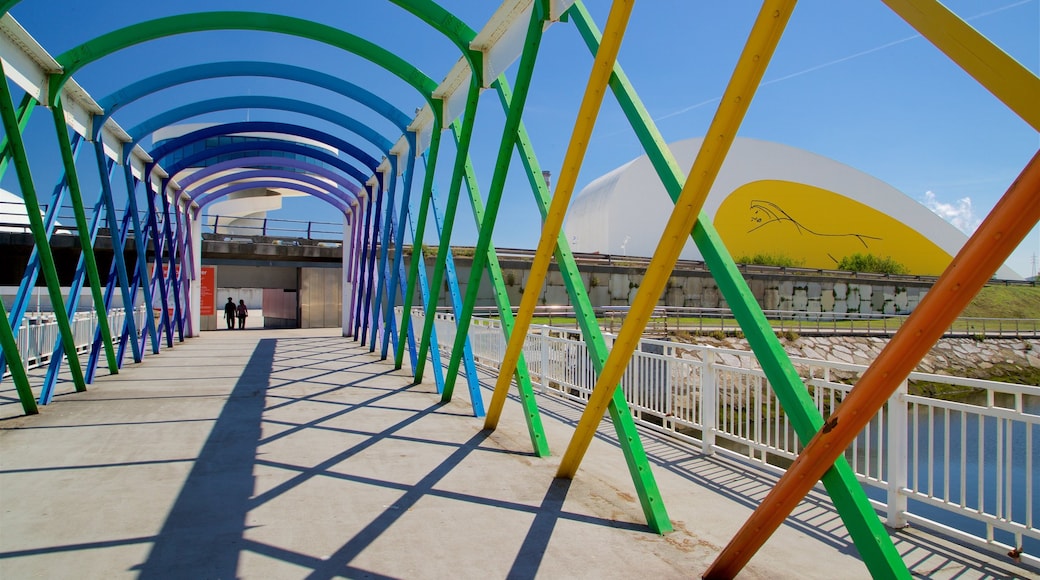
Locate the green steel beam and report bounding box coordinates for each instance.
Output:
[387,0,483,83]
[412,80,480,385]
[493,77,671,533]
[476,0,669,533]
[0,64,87,392]
[449,119,549,458]
[51,100,118,375]
[0,295,37,414]
[566,2,906,575]
[559,0,785,477]
[0,92,35,181]
[395,0,664,516]
[441,2,544,398]
[394,113,443,370]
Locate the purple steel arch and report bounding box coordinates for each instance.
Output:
[192,177,351,215]
[179,156,363,203]
[189,172,353,212]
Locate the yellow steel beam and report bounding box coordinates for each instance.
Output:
[484,0,636,429]
[556,0,798,478]
[882,0,1040,132]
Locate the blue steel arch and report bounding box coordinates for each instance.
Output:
[191,176,350,214]
[185,169,354,212]
[125,96,392,164]
[145,121,380,177]
[177,156,363,202]
[146,121,390,303]
[94,61,412,139]
[126,96,406,238]
[163,139,372,191]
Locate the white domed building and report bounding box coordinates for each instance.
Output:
[564,137,1021,280]
[0,187,51,233]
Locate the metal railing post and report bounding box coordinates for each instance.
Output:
[663,344,672,421]
[886,379,909,528]
[540,325,549,394]
[701,351,717,455]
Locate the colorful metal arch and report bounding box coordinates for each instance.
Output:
[1,4,482,412]
[162,139,372,189]
[125,96,392,162]
[191,177,350,215]
[106,66,412,331]
[46,12,439,110]
[148,121,379,180]
[94,61,412,139]
[145,124,408,357]
[177,156,363,202]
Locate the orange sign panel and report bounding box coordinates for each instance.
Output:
[200,266,216,316]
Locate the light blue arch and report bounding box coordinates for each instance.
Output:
[178,155,362,201]
[141,121,379,176]
[162,139,371,190]
[125,96,391,164]
[94,61,411,139]
[193,179,348,215]
[188,169,353,212]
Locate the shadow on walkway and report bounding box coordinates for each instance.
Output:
[137,338,275,578]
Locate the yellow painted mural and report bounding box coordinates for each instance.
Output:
[714,180,953,275]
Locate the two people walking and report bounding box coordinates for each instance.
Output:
[224,297,248,329]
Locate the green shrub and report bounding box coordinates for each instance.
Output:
[735,253,805,268]
[836,253,909,275]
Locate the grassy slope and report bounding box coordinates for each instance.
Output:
[960,285,1040,319]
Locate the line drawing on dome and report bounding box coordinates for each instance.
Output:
[748,199,882,249]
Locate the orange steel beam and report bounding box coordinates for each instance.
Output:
[704,148,1040,578]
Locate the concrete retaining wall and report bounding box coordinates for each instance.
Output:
[420,258,933,316]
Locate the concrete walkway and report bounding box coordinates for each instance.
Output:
[0,328,1033,579]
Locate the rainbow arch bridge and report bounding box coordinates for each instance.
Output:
[0,2,1037,578]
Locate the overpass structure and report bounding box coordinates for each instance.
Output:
[0,2,1037,577]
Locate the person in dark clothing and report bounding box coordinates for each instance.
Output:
[224,297,236,329]
[236,299,248,329]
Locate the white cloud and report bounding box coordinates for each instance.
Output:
[920,190,982,234]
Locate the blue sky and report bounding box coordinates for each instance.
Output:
[4,0,1039,278]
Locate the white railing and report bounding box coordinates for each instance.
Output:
[465,305,1040,339]
[9,306,149,372]
[414,308,1039,567]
